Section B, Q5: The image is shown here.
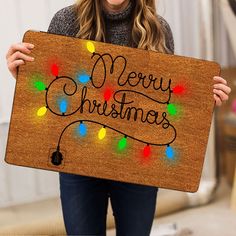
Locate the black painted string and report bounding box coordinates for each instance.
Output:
[57,119,177,149]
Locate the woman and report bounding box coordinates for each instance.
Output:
[6,0,231,235]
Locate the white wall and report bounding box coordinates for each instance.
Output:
[0,0,235,208]
[0,0,75,207]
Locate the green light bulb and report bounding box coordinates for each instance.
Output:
[118,137,127,151]
[167,104,177,116]
[34,81,46,91]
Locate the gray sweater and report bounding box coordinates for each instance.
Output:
[47,2,174,54]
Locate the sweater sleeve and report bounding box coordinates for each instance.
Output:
[158,15,175,54]
[47,5,79,37]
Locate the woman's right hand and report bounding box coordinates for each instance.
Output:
[6,43,35,79]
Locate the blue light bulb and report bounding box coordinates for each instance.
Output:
[166,146,175,160]
[77,123,87,137]
[59,99,68,114]
[77,72,90,84]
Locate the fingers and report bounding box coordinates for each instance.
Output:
[6,42,34,79]
[6,43,34,59]
[8,51,34,64]
[213,76,227,85]
[213,83,231,95]
[8,59,25,72]
[8,60,25,79]
[213,88,229,102]
[213,76,231,107]
[214,94,222,106]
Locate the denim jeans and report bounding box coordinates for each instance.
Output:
[59,172,158,236]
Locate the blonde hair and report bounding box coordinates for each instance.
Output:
[75,0,170,53]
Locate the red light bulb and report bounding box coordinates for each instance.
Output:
[104,88,112,102]
[173,85,185,95]
[143,145,151,158]
[51,64,59,77]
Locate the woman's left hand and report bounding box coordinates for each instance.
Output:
[213,76,231,106]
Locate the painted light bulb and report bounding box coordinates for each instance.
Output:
[104,88,112,102]
[77,72,90,84]
[34,81,46,91]
[37,106,47,117]
[51,64,59,76]
[173,85,185,95]
[166,146,175,159]
[86,41,95,53]
[59,99,68,114]
[77,123,87,137]
[98,127,106,140]
[118,137,127,151]
[167,104,177,116]
[143,145,151,158]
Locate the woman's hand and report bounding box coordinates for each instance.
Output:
[6,43,35,79]
[213,76,231,106]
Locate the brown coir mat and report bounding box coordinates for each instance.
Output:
[5,30,220,192]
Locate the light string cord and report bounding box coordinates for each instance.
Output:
[56,119,177,150]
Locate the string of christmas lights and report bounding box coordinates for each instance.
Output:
[33,41,185,161]
[55,119,176,159]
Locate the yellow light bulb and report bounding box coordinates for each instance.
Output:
[87,41,95,53]
[98,127,106,140]
[37,106,47,117]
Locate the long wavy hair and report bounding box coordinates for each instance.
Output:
[75,0,170,53]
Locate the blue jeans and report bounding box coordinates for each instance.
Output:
[59,172,158,236]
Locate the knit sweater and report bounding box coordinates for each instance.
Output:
[47,1,174,54]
